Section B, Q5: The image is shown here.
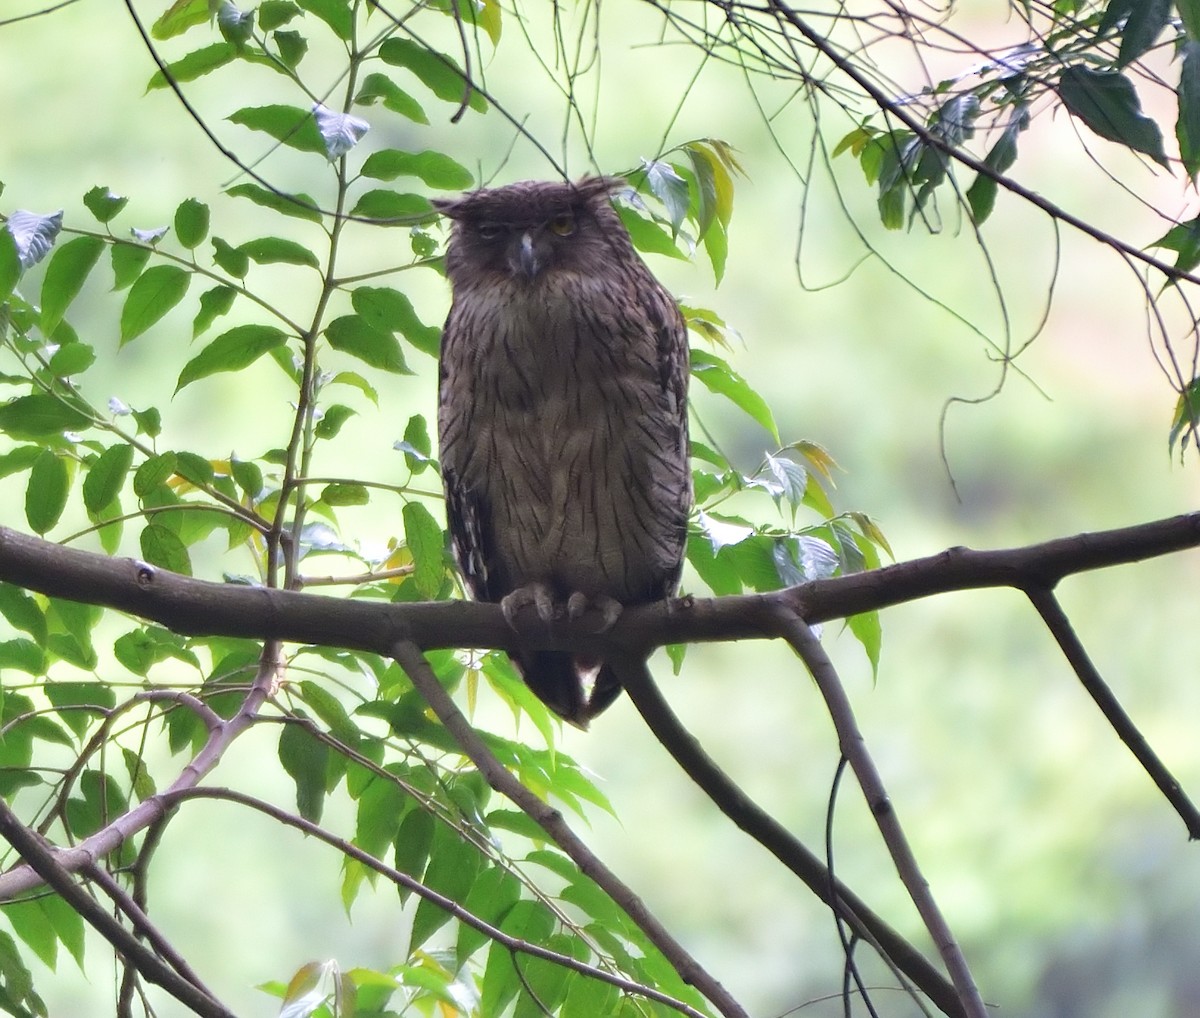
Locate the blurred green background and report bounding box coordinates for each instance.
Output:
[3,2,1200,1016]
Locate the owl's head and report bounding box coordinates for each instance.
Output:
[433,176,631,285]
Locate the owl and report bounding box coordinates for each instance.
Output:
[434,176,691,727]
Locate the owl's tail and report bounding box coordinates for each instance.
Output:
[512,650,622,729]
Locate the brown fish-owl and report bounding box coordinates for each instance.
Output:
[434,176,691,727]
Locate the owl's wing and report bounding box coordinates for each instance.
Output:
[438,308,503,604]
[442,465,498,602]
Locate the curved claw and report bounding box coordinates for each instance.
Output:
[501,582,557,632]
[566,592,622,633]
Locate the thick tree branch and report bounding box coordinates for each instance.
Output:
[2,513,1198,654]
[609,654,966,1017]
[389,641,749,1018]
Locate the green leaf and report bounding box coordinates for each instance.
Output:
[615,207,687,261]
[45,681,117,739]
[134,452,177,496]
[350,286,440,356]
[353,72,429,124]
[1115,0,1170,67]
[217,1,255,47]
[0,639,45,675]
[120,264,190,346]
[0,584,46,644]
[350,189,433,221]
[273,28,307,68]
[0,394,90,437]
[379,38,488,113]
[1148,216,1200,273]
[325,315,410,373]
[194,284,237,338]
[279,720,330,823]
[83,444,134,514]
[25,451,69,534]
[140,523,192,575]
[409,827,481,952]
[110,241,151,290]
[1178,42,1200,183]
[0,231,19,300]
[392,807,435,903]
[402,501,444,598]
[174,198,210,248]
[259,0,301,29]
[238,236,321,268]
[147,42,237,90]
[0,446,41,480]
[211,236,250,278]
[151,0,210,39]
[40,236,104,334]
[1181,0,1200,38]
[1057,65,1169,168]
[226,182,323,222]
[228,104,325,155]
[48,341,96,378]
[321,482,369,505]
[176,324,288,392]
[83,185,129,223]
[691,349,779,442]
[480,901,556,1016]
[966,107,1027,224]
[398,414,432,472]
[295,0,352,39]
[456,866,521,965]
[361,149,473,190]
[314,403,356,440]
[848,609,882,677]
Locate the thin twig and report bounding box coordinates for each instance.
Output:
[770,606,989,1018]
[390,640,747,1018]
[0,645,281,899]
[0,799,234,1018]
[1025,585,1200,838]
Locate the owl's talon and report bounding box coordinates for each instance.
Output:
[501,583,557,631]
[566,592,622,633]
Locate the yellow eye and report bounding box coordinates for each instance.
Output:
[548,214,575,236]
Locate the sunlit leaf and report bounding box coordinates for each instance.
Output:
[226,182,323,222]
[176,324,288,392]
[174,198,210,248]
[24,451,69,535]
[120,264,190,346]
[40,235,104,334]
[83,444,134,514]
[378,38,488,113]
[325,315,410,373]
[360,149,473,190]
[228,104,325,155]
[0,394,91,438]
[295,0,352,39]
[147,42,237,90]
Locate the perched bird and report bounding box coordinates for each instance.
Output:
[434,176,691,726]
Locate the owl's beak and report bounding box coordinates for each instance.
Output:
[515,231,540,279]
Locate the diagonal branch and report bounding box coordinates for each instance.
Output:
[0,798,235,1018]
[769,608,989,1018]
[389,640,748,1018]
[1025,585,1200,838]
[164,785,704,1016]
[608,653,966,1018]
